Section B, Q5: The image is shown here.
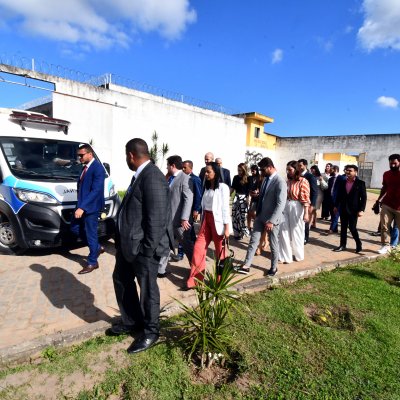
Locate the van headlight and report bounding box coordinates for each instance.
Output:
[109,185,116,197]
[13,189,58,204]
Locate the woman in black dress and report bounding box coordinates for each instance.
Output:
[231,163,250,239]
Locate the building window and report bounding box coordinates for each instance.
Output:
[254,127,260,139]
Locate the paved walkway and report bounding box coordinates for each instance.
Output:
[0,193,386,362]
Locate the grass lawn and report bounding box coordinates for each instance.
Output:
[1,258,399,399]
[367,188,380,195]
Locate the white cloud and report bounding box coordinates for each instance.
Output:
[271,48,283,64]
[376,96,399,108]
[316,37,334,52]
[0,0,197,50]
[344,25,354,34]
[358,0,400,51]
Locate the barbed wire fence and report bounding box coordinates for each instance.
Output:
[0,53,241,116]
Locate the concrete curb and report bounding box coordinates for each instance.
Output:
[0,253,385,367]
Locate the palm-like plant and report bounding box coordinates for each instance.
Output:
[175,255,248,369]
[149,131,169,167]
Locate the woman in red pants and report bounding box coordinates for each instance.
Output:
[186,162,232,289]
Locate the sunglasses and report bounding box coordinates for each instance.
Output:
[77,153,87,158]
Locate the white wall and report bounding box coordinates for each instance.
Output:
[53,81,246,190]
[274,135,400,188]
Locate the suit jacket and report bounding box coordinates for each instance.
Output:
[189,173,202,213]
[199,166,231,187]
[116,162,173,263]
[327,174,345,205]
[334,177,367,215]
[302,171,318,207]
[169,171,193,228]
[256,174,287,226]
[221,167,231,187]
[77,159,105,214]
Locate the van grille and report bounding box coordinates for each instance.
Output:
[61,203,111,223]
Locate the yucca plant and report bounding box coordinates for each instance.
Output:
[175,254,248,369]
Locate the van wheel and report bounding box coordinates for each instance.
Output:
[0,218,25,255]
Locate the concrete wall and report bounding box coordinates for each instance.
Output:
[274,134,400,188]
[52,80,246,190]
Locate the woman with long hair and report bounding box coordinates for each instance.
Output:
[231,162,250,240]
[310,165,328,228]
[279,160,310,264]
[186,162,232,289]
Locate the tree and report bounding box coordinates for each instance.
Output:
[149,131,169,167]
[245,150,263,169]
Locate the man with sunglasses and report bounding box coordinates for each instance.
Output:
[71,144,105,274]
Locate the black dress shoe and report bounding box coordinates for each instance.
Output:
[333,246,346,252]
[266,268,277,276]
[127,335,159,354]
[157,272,168,278]
[107,323,143,336]
[355,246,362,253]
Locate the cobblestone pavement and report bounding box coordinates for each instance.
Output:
[0,193,384,353]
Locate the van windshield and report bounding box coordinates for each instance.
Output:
[0,137,102,181]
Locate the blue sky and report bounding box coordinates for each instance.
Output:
[0,0,399,137]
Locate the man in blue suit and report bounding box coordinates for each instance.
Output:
[71,144,105,274]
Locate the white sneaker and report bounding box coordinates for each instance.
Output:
[378,245,391,254]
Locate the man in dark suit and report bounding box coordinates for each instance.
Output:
[326,165,344,234]
[199,151,214,183]
[71,144,105,274]
[297,159,318,244]
[110,138,173,354]
[333,164,367,253]
[215,157,232,187]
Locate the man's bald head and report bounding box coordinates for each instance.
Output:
[204,152,214,164]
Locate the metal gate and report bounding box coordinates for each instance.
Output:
[358,162,373,188]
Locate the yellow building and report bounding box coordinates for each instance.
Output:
[243,112,277,151]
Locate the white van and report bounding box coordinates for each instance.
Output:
[0,108,120,254]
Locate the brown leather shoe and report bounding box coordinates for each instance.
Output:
[78,263,99,274]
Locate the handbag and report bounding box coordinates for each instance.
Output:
[372,201,380,215]
[216,238,235,276]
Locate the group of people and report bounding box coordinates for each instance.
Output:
[71,140,400,355]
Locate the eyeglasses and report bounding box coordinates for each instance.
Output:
[77,153,87,158]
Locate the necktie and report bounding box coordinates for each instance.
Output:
[256,177,269,215]
[126,175,136,195]
[80,166,87,182]
[168,175,175,186]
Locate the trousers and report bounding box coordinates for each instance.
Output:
[244,217,280,271]
[187,211,225,288]
[279,200,305,263]
[113,250,161,338]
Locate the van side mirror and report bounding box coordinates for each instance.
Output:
[103,163,110,175]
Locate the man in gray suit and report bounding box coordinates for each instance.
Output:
[237,157,287,276]
[110,138,173,354]
[158,155,194,277]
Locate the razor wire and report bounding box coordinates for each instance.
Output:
[0,53,241,116]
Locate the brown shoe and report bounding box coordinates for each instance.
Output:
[78,263,99,274]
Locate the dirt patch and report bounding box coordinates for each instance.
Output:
[305,303,356,331]
[0,338,132,400]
